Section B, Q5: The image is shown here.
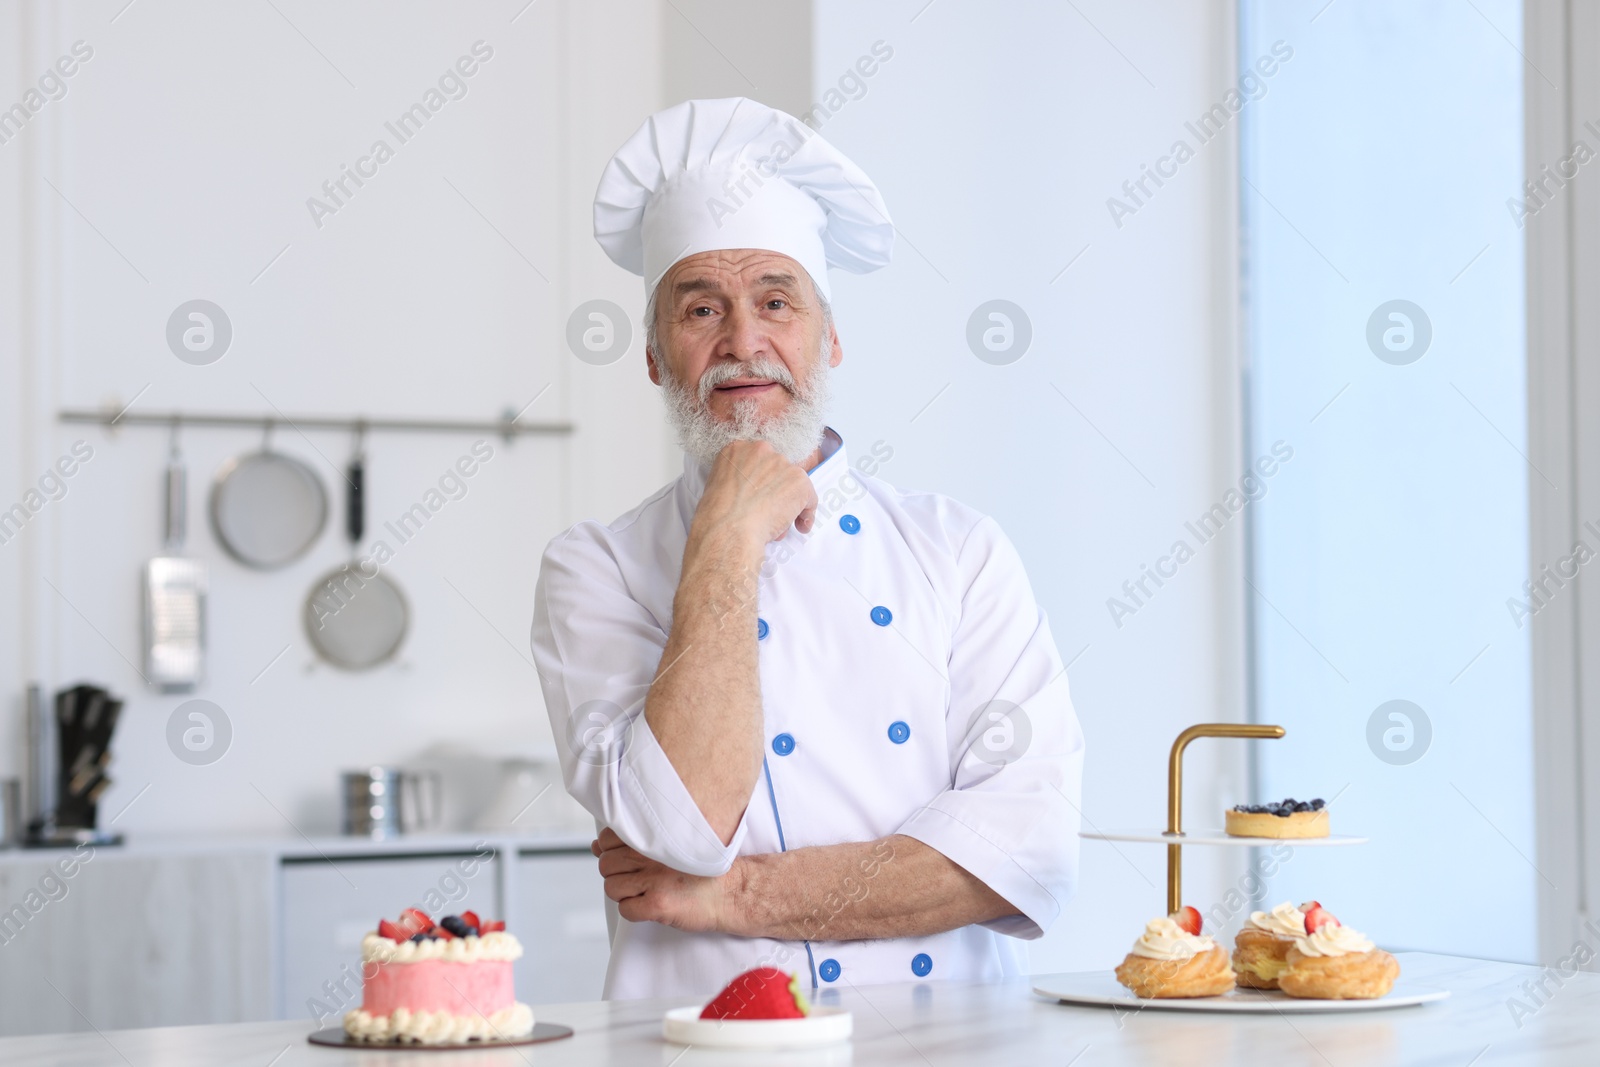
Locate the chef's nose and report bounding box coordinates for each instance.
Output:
[716,302,769,363]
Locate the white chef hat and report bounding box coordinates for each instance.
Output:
[593,97,893,302]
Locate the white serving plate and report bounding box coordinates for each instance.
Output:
[1032,971,1448,1013]
[1082,829,1368,847]
[662,1005,852,1049]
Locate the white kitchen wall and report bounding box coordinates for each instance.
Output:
[810,0,1251,972]
[0,0,679,837]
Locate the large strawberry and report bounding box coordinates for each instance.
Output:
[699,968,810,1021]
[1170,905,1202,936]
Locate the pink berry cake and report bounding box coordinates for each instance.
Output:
[342,908,534,1044]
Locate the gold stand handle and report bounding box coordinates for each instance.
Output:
[1165,723,1285,915]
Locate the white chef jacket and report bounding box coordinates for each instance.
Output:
[531,428,1084,1000]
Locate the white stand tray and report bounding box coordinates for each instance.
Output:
[1082,829,1368,846]
[1033,970,1448,1013]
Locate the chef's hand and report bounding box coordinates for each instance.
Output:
[591,827,740,934]
[693,439,819,546]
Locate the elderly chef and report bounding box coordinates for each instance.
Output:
[531,97,1084,1001]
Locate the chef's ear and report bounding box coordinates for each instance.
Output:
[646,343,663,386]
[827,324,843,369]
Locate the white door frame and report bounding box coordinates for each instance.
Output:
[1523,0,1597,967]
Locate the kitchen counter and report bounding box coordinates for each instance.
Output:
[0,831,609,1036]
[0,829,596,863]
[0,952,1594,1065]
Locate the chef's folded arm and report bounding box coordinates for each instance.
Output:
[533,507,1085,942]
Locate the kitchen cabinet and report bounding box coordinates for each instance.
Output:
[511,850,610,1004]
[0,848,274,1035]
[0,832,607,1038]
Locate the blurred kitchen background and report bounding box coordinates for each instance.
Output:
[3,0,1596,1039]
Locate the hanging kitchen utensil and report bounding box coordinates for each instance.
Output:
[303,429,409,670]
[209,422,328,569]
[143,420,206,691]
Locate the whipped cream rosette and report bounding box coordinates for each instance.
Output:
[1128,916,1217,961]
[1247,901,1307,938]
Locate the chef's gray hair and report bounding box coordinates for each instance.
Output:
[643,268,834,363]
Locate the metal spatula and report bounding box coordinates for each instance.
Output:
[143,426,206,691]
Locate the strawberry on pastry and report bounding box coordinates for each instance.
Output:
[1304,905,1340,934]
[1171,905,1202,936]
[700,968,811,1021]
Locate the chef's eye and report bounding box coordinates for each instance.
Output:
[690,305,714,317]
[766,299,787,310]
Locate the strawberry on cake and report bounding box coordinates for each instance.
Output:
[342,908,534,1044]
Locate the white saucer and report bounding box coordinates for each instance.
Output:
[1032,971,1449,1013]
[662,1005,853,1048]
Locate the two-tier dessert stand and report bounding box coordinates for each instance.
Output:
[1032,723,1448,1012]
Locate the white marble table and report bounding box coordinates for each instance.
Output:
[0,952,1593,1065]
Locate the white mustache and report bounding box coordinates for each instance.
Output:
[662,351,833,466]
[696,359,797,402]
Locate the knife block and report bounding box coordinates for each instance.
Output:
[26,683,125,846]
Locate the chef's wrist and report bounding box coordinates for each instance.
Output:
[685,515,767,571]
[679,525,766,621]
[719,853,773,938]
[718,855,752,936]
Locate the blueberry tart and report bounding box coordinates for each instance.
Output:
[1224,797,1329,839]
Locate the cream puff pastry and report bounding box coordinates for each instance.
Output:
[1231,901,1307,989]
[1115,915,1236,999]
[1278,908,1399,1000]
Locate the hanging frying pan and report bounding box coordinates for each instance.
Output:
[303,434,409,670]
[210,423,329,569]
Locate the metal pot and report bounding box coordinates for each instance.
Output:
[341,767,441,838]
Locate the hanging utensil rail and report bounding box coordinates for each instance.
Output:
[58,409,573,438]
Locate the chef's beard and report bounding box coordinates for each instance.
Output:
[660,341,832,467]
